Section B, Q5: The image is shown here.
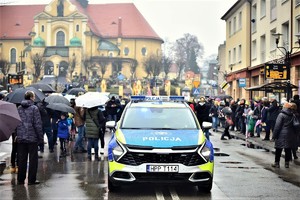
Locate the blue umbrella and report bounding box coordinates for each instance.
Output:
[117,74,125,80]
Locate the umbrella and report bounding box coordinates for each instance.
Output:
[221,106,232,115]
[66,88,86,96]
[0,101,21,142]
[75,92,109,108]
[4,87,46,104]
[44,94,71,106]
[46,103,75,114]
[117,74,125,80]
[28,83,55,93]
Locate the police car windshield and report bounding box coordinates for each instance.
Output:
[121,107,198,129]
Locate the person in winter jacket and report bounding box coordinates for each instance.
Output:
[85,106,104,161]
[16,91,43,185]
[57,113,69,157]
[271,102,298,168]
[195,97,211,139]
[73,101,87,153]
[36,99,54,153]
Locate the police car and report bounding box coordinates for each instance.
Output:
[107,96,214,192]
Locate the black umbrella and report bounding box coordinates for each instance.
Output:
[47,103,75,114]
[4,87,46,104]
[0,101,21,142]
[221,106,232,115]
[44,94,71,106]
[66,88,86,96]
[28,83,55,93]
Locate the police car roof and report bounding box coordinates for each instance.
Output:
[129,101,187,108]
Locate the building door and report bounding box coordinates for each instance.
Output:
[58,61,68,77]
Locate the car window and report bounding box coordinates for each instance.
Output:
[121,107,198,129]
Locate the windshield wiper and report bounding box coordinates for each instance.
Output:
[150,128,178,130]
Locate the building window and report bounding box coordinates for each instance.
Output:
[141,47,147,56]
[282,22,289,50]
[270,29,277,51]
[76,24,80,32]
[229,21,232,36]
[270,0,277,22]
[124,47,129,56]
[233,17,236,33]
[10,48,16,64]
[260,35,266,63]
[233,47,236,64]
[228,50,231,65]
[56,31,65,47]
[297,18,300,33]
[109,52,114,57]
[252,4,257,33]
[238,11,242,30]
[41,25,45,32]
[260,0,266,18]
[238,45,242,63]
[252,40,257,60]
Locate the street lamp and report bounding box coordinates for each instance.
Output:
[272,33,300,101]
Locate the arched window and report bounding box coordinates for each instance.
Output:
[124,47,129,56]
[10,48,16,64]
[41,25,45,32]
[109,52,114,57]
[141,47,147,56]
[76,24,80,32]
[56,31,65,46]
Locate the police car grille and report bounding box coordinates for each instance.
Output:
[119,152,206,166]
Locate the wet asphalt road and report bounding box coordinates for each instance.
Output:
[1,129,300,200]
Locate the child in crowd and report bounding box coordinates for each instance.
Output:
[67,113,76,140]
[246,110,256,138]
[57,113,69,158]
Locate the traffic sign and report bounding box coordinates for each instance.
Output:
[192,88,200,95]
[193,80,200,88]
[220,81,230,91]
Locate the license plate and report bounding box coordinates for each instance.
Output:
[146,165,179,172]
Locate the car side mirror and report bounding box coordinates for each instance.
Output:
[106,120,116,129]
[202,121,212,129]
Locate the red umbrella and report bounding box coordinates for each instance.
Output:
[0,101,21,142]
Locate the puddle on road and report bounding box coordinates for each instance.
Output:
[241,143,270,152]
[214,153,230,157]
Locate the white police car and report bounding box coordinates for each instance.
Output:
[107,96,214,192]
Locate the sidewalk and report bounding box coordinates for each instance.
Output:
[210,127,276,154]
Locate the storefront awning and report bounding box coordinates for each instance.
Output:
[244,81,298,93]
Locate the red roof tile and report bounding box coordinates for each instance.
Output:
[0,3,162,41]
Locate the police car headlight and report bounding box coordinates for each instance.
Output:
[112,142,126,161]
[198,146,211,162]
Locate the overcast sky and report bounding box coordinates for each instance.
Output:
[8,0,237,63]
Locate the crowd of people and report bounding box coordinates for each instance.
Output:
[189,94,300,168]
[1,89,300,185]
[0,90,126,185]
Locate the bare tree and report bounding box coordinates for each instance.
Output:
[98,60,109,79]
[143,54,162,79]
[129,59,138,80]
[69,54,76,80]
[173,33,204,75]
[0,59,11,89]
[31,53,44,83]
[162,55,173,81]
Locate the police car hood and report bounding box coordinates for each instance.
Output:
[120,129,201,148]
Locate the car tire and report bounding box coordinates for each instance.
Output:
[108,177,119,192]
[197,178,212,193]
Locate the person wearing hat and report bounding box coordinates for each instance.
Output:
[195,97,210,139]
[265,95,280,141]
[57,113,69,158]
[272,102,297,168]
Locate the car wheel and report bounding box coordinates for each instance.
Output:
[197,179,212,193]
[108,177,119,192]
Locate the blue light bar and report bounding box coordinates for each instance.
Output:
[130,96,185,102]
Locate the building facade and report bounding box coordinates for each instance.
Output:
[0,0,163,87]
[222,0,300,101]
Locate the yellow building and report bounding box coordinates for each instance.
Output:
[222,0,300,101]
[0,0,163,88]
